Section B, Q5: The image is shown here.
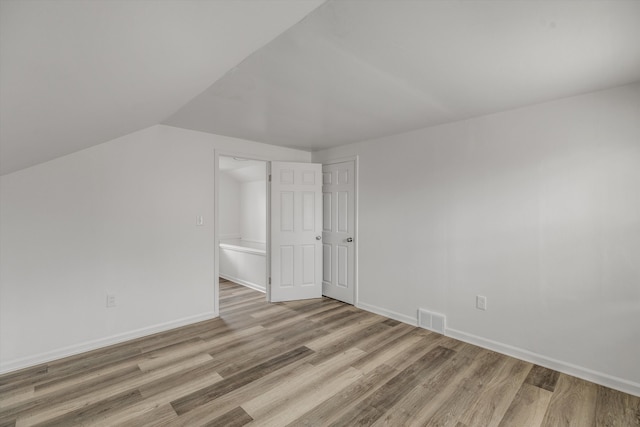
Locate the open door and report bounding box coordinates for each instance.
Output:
[321,161,356,304]
[270,161,323,302]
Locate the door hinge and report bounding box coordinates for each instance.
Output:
[269,174,271,182]
[268,277,271,285]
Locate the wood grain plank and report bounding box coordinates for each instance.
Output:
[307,321,390,366]
[304,315,385,351]
[499,383,554,427]
[214,328,325,378]
[0,364,143,425]
[353,331,443,374]
[285,364,399,427]
[170,346,314,415]
[541,374,598,427]
[242,347,366,420]
[27,389,144,427]
[0,365,48,390]
[594,385,640,427]
[0,281,636,426]
[97,370,223,426]
[101,403,179,427]
[203,406,253,427]
[330,345,455,426]
[525,365,560,392]
[369,342,481,426]
[407,348,504,426]
[354,321,416,352]
[246,367,363,427]
[456,357,532,427]
[0,386,34,408]
[135,358,224,398]
[174,357,316,426]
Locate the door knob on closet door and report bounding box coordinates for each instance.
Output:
[316,236,322,240]
[346,237,353,242]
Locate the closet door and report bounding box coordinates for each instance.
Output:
[321,161,355,304]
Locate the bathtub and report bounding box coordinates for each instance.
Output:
[219,239,266,292]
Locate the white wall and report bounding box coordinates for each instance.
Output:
[241,178,267,243]
[219,163,266,243]
[313,83,640,395]
[0,124,310,372]
[219,171,241,239]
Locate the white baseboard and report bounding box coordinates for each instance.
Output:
[240,239,267,245]
[356,301,417,326]
[220,274,266,293]
[0,311,218,375]
[445,327,640,398]
[351,300,639,397]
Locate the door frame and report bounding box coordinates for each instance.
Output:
[214,150,271,315]
[214,151,359,313]
[321,155,359,306]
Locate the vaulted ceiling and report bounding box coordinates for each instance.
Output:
[0,0,323,174]
[2,0,640,175]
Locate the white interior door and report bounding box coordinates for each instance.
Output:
[270,162,323,302]
[322,161,356,304]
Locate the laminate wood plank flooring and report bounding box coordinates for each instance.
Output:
[1,280,638,426]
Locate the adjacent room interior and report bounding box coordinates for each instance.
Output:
[1,0,639,425]
[218,156,268,294]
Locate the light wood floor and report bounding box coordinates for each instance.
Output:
[1,280,638,426]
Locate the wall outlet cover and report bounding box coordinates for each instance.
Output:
[476,295,487,311]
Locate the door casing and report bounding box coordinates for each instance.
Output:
[214,152,358,313]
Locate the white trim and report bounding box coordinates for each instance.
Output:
[356,301,417,327]
[349,299,640,397]
[214,150,221,315]
[220,274,266,293]
[0,312,217,375]
[445,327,640,398]
[240,238,267,245]
[219,242,266,256]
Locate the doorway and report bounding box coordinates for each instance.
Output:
[218,156,268,295]
[214,155,357,314]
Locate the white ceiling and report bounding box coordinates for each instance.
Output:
[219,156,266,182]
[2,1,640,175]
[165,0,640,151]
[0,0,323,175]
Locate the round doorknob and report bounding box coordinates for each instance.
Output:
[316,236,322,240]
[346,237,353,242]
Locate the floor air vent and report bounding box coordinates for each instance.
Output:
[417,308,446,334]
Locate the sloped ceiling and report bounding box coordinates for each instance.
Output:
[2,1,640,175]
[164,0,640,151]
[0,0,323,175]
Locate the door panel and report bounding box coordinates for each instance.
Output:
[337,245,348,287]
[270,162,323,302]
[280,246,294,286]
[323,244,331,282]
[323,193,332,231]
[302,245,316,284]
[337,191,348,232]
[322,161,356,304]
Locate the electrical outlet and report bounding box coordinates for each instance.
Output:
[476,295,487,311]
[106,294,116,308]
